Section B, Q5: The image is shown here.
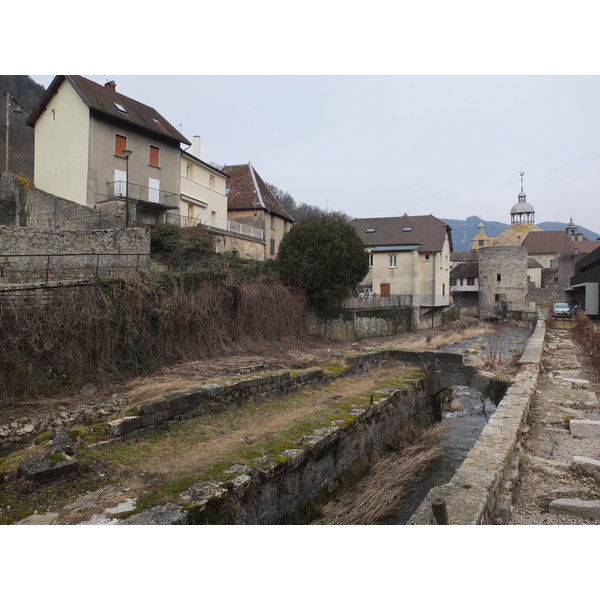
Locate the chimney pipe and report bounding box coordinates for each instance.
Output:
[193,135,201,158]
[105,80,117,92]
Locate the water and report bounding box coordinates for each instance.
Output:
[390,385,496,524]
[388,325,532,524]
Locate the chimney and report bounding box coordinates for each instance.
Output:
[193,135,201,158]
[105,80,117,92]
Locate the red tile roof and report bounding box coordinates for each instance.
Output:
[350,215,453,253]
[27,75,190,146]
[221,164,295,222]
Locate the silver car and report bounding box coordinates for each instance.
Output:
[552,302,571,318]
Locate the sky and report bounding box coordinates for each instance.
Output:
[28,73,600,235]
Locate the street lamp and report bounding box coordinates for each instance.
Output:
[122,148,132,227]
[4,92,24,173]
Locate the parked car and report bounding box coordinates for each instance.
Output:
[552,302,571,318]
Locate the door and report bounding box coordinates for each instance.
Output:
[380,283,390,297]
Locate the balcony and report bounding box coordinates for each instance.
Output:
[107,181,179,210]
[166,213,264,241]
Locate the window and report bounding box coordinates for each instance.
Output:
[149,178,160,203]
[424,254,430,261]
[389,254,397,268]
[478,240,484,247]
[460,279,464,286]
[366,227,376,233]
[402,226,413,232]
[497,273,502,282]
[186,163,192,178]
[115,134,127,157]
[209,175,215,189]
[113,102,127,113]
[467,277,475,286]
[271,215,276,230]
[270,238,276,255]
[51,109,56,120]
[149,145,160,167]
[368,253,373,268]
[495,294,500,302]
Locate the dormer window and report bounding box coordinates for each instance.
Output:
[113,102,127,113]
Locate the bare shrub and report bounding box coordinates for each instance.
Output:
[316,422,451,525]
[573,310,600,375]
[0,272,307,399]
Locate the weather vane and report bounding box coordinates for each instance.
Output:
[520,171,525,192]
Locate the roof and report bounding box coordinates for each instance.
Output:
[573,240,600,254]
[26,75,190,146]
[451,251,478,263]
[221,164,295,222]
[521,230,576,255]
[527,257,543,269]
[349,215,452,253]
[493,223,541,246]
[450,261,479,279]
[180,149,228,177]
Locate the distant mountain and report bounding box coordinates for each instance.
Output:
[442,215,600,252]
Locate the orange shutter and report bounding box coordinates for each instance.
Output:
[115,134,127,156]
[149,146,159,166]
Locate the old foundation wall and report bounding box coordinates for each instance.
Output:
[408,319,545,525]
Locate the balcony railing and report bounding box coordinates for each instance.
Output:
[107,181,179,209]
[166,213,264,241]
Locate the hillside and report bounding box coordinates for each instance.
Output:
[442,215,600,252]
[0,75,46,179]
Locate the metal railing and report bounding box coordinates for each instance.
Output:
[0,253,150,284]
[107,181,179,208]
[165,212,264,241]
[336,294,413,310]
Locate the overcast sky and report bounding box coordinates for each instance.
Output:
[29,74,600,235]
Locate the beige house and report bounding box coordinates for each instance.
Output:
[26,75,190,226]
[350,214,453,308]
[221,163,295,260]
[178,138,229,228]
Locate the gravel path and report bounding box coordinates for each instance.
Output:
[509,326,600,524]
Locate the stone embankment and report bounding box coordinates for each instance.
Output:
[410,320,600,525]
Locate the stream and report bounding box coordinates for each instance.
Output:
[390,324,532,524]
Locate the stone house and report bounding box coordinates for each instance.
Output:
[221,163,295,260]
[350,214,453,311]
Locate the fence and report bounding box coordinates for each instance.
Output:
[336,294,413,310]
[0,252,150,284]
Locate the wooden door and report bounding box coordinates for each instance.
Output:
[380,283,390,297]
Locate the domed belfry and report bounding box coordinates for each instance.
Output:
[510,171,535,225]
[493,171,541,246]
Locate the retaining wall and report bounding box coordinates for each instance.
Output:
[408,319,545,525]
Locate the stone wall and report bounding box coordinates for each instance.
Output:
[408,319,545,525]
[479,246,528,319]
[305,304,459,342]
[0,225,150,283]
[1,171,124,230]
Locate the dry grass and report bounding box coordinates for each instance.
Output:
[387,326,490,352]
[315,422,451,525]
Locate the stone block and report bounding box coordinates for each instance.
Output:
[108,416,142,437]
[549,498,600,520]
[571,456,600,480]
[569,419,600,438]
